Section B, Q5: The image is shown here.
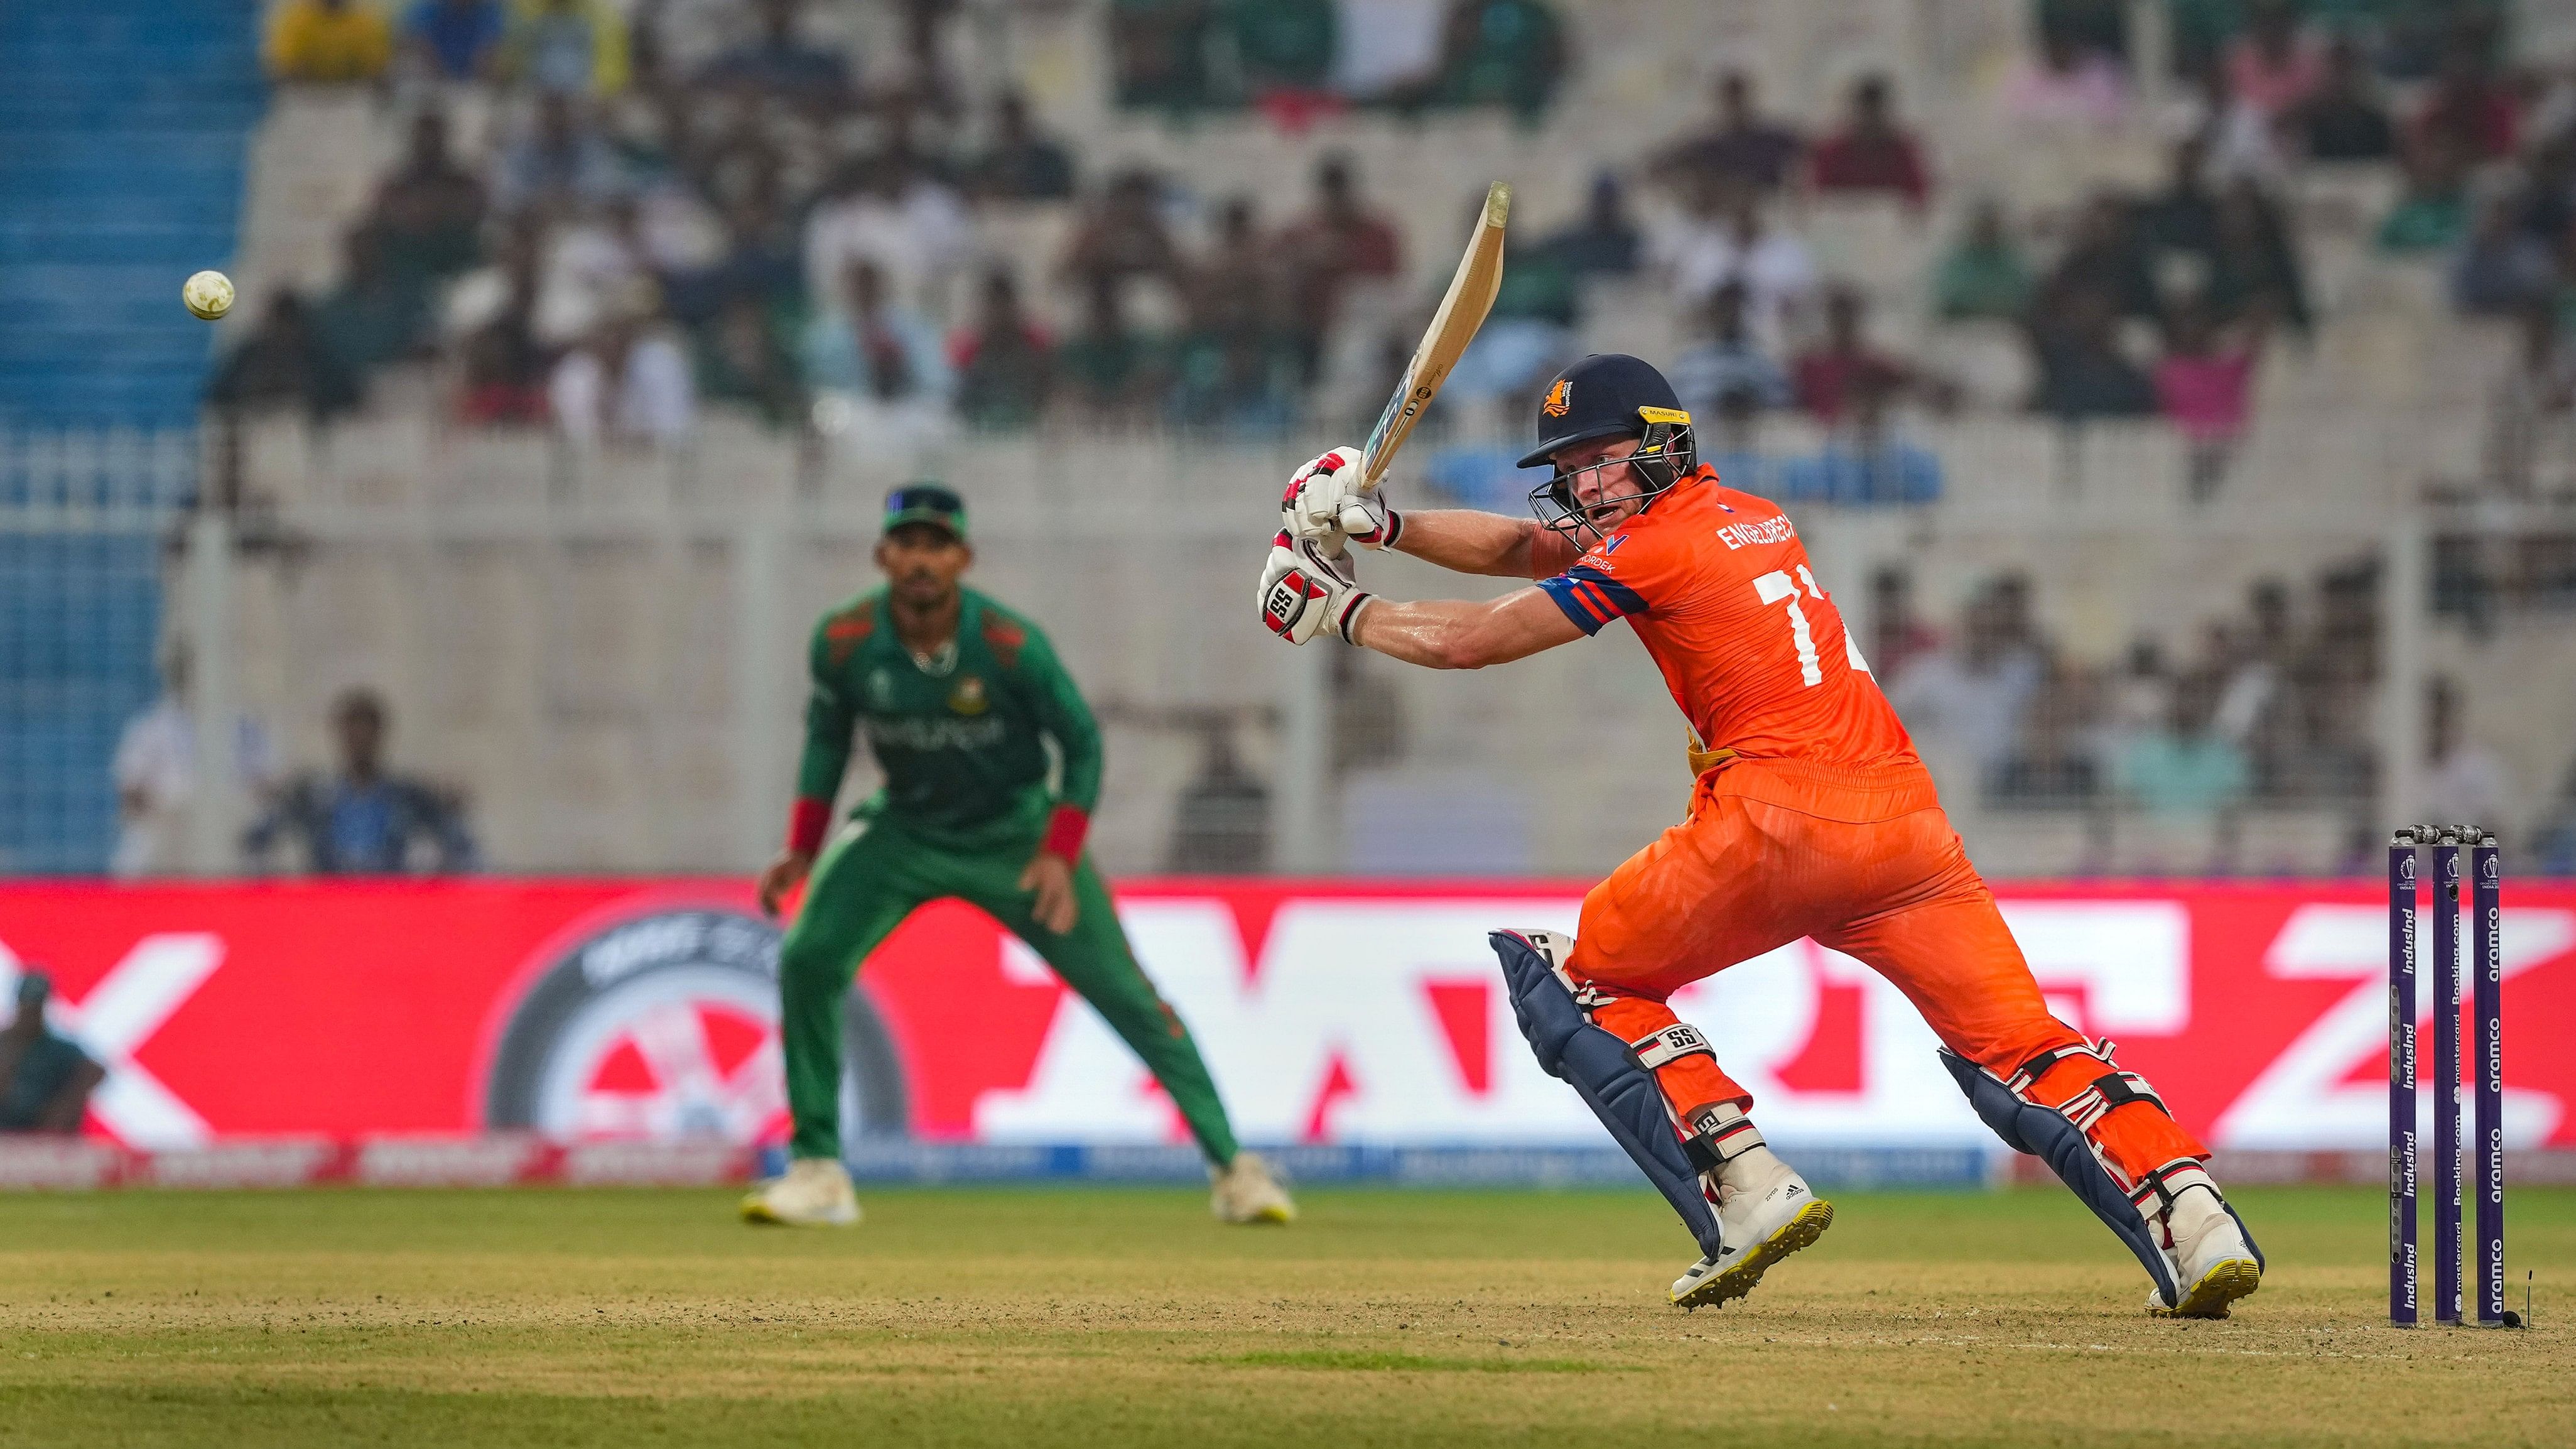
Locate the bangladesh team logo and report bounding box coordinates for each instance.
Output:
[484,908,908,1144]
[948,675,988,715]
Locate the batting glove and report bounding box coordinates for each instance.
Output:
[1257,530,1372,645]
[1283,446,1404,551]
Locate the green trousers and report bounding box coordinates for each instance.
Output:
[777,814,1240,1166]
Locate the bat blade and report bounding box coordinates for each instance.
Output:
[1357,181,1510,495]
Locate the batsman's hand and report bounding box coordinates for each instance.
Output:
[1019,850,1079,935]
[757,848,814,919]
[1283,445,1402,551]
[1257,531,1371,645]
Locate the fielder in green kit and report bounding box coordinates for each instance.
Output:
[741,483,1294,1227]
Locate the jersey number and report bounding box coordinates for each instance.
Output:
[1755,567,1868,687]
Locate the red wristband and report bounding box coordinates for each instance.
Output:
[1041,805,1090,861]
[786,796,831,855]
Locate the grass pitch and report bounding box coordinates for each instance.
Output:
[0,1183,2568,1446]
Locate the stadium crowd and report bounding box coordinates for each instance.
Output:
[220,0,2576,513]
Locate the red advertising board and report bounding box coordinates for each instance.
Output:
[6,879,2572,1153]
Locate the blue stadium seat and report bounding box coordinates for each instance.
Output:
[0,0,257,871]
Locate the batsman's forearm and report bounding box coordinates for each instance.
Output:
[1353,597,1522,670]
[1394,509,1572,580]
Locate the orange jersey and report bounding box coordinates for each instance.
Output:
[1536,468,1918,768]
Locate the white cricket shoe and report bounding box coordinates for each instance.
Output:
[1670,1145,1832,1309]
[2147,1186,2261,1319]
[1210,1151,1296,1225]
[740,1157,860,1227]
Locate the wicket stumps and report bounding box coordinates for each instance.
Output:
[2386,825,2517,1328]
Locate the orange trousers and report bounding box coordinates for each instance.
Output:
[1567,757,2204,1185]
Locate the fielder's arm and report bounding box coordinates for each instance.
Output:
[1390,509,1583,581]
[1350,586,1583,671]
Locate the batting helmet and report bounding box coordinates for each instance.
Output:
[1521,354,1697,542]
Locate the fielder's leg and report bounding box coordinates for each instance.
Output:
[983,850,1290,1224]
[1826,836,2263,1318]
[749,820,924,1226]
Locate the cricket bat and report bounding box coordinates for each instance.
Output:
[1356,180,1511,496]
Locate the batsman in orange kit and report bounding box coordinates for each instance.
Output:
[1257,354,2265,1316]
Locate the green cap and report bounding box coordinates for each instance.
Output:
[883,482,968,541]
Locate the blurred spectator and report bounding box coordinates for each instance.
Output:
[1809,75,1930,209]
[1889,575,2046,775]
[206,293,362,420]
[2115,671,2248,818]
[2483,303,2576,496]
[804,153,972,317]
[535,194,654,345]
[2224,1,2323,119]
[2377,136,2472,252]
[549,289,696,448]
[1109,0,1214,111]
[2030,286,2157,420]
[1169,325,1296,436]
[2217,580,2296,784]
[2206,178,2310,334]
[0,974,102,1136]
[2412,41,2518,162]
[455,307,549,425]
[446,219,549,425]
[2450,193,2557,315]
[2002,26,2130,132]
[491,92,625,217]
[2422,677,2514,841]
[949,269,1054,430]
[265,0,394,84]
[1541,173,1643,278]
[2035,0,2126,61]
[693,293,804,426]
[1991,654,2101,806]
[2521,137,2576,243]
[403,0,502,81]
[2290,36,2396,161]
[1669,283,1789,421]
[502,0,629,98]
[1280,155,1402,379]
[2138,138,2222,264]
[1226,0,1337,106]
[1432,0,1566,120]
[1189,197,1284,339]
[1657,71,1804,195]
[803,259,950,406]
[965,92,1077,202]
[695,0,850,111]
[1776,375,1943,506]
[1934,198,2034,320]
[668,192,803,326]
[2153,295,2265,502]
[1059,168,1186,302]
[366,111,487,285]
[1058,274,1165,423]
[1792,288,1913,425]
[313,225,432,376]
[242,689,477,874]
[1165,727,1269,874]
[1659,183,1818,350]
[111,646,271,879]
[2047,192,2158,319]
[1867,565,1941,685]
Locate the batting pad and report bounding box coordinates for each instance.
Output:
[1938,1048,2182,1307]
[1492,931,1726,1259]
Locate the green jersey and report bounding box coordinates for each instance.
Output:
[795,586,1101,851]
